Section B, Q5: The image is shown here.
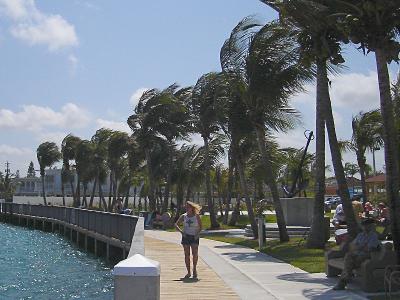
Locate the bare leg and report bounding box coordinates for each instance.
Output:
[183,245,191,277]
[191,244,199,277]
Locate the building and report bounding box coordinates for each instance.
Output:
[366,174,386,197]
[325,176,362,197]
[14,168,141,197]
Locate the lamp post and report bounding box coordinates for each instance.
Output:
[372,147,380,176]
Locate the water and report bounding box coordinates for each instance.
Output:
[0,223,113,299]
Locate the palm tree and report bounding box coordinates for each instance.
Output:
[37,142,61,205]
[213,70,260,237]
[263,0,359,246]
[128,88,162,212]
[91,128,114,210]
[107,131,130,211]
[190,73,222,229]
[75,140,96,207]
[321,0,400,260]
[344,110,383,203]
[61,134,81,206]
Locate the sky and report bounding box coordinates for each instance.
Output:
[0,0,398,178]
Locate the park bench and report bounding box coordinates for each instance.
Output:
[325,242,396,292]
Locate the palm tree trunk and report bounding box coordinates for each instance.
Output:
[133,186,137,209]
[108,172,113,211]
[162,144,174,213]
[307,59,327,248]
[61,182,66,206]
[76,178,81,207]
[89,178,97,208]
[124,185,130,209]
[82,184,87,207]
[69,179,75,206]
[229,191,241,226]
[223,148,234,225]
[375,49,400,262]
[255,126,289,242]
[322,61,358,239]
[203,136,219,228]
[233,140,258,238]
[98,180,107,211]
[356,151,368,205]
[145,148,156,211]
[41,171,47,205]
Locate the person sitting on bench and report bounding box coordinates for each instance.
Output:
[333,218,381,290]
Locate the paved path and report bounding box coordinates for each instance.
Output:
[145,230,368,300]
[144,235,239,299]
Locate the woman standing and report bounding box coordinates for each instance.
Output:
[175,201,202,279]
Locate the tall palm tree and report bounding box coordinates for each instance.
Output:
[263,0,359,245]
[190,73,222,229]
[214,71,259,237]
[91,128,114,210]
[322,0,400,260]
[107,131,130,211]
[128,88,162,212]
[75,140,96,207]
[224,18,311,241]
[344,110,383,203]
[61,134,81,206]
[37,142,61,205]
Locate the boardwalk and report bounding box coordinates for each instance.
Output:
[144,236,239,300]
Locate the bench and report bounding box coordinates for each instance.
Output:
[326,242,397,292]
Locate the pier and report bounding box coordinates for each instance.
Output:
[0,202,139,263]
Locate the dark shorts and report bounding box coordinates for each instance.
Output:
[181,234,199,245]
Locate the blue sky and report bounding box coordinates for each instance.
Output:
[0,0,398,177]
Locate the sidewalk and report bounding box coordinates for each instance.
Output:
[145,230,368,300]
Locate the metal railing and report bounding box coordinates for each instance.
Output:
[1,203,138,244]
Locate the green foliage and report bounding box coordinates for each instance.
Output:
[36,142,61,176]
[27,161,36,178]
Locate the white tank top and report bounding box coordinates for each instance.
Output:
[183,213,199,236]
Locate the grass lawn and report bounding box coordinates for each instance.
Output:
[202,235,336,273]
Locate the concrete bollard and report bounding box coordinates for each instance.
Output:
[113,254,160,300]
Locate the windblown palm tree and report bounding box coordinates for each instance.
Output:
[37,142,61,205]
[344,110,383,203]
[189,72,223,229]
[320,0,400,260]
[61,134,81,206]
[262,0,359,246]
[75,140,96,207]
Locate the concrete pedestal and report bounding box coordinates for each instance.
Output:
[114,254,160,300]
[280,197,314,226]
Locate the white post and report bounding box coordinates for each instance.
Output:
[113,254,160,300]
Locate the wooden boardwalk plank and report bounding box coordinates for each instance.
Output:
[145,236,239,300]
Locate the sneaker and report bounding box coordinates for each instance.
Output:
[333,280,346,290]
[184,273,191,279]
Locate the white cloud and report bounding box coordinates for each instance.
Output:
[330,71,379,110]
[96,119,130,133]
[292,71,380,111]
[36,131,67,146]
[0,0,78,51]
[0,144,31,156]
[0,103,91,131]
[68,54,78,73]
[129,87,148,107]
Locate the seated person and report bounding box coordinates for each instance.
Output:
[151,211,163,229]
[363,201,375,217]
[352,199,364,225]
[114,198,123,214]
[333,218,381,290]
[332,203,346,229]
[378,202,391,239]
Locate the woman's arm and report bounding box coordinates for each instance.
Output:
[175,215,184,234]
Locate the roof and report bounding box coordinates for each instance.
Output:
[365,174,386,183]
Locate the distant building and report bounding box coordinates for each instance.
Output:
[14,168,140,197]
[366,174,386,196]
[325,176,362,197]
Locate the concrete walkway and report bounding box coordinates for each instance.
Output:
[145,230,368,300]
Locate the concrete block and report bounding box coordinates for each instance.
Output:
[114,254,160,300]
[280,197,314,226]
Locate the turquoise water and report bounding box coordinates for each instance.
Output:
[0,223,113,299]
